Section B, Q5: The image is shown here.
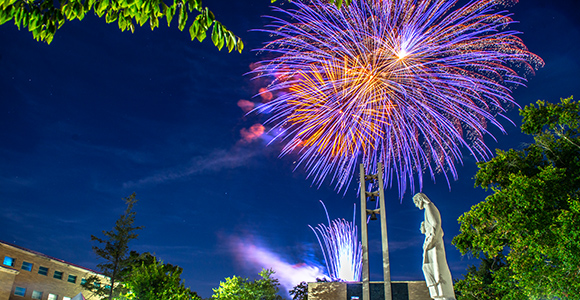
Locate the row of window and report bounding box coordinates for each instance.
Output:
[14,287,72,300]
[3,255,78,283]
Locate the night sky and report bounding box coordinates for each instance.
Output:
[1,0,579,298]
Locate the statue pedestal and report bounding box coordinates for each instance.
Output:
[308,281,432,300]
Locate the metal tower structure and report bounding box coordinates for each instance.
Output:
[359,163,392,300]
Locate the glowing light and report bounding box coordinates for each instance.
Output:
[309,201,362,281]
[396,49,408,60]
[240,123,266,143]
[252,0,543,196]
[228,235,327,294]
[237,99,255,113]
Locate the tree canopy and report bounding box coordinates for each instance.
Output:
[453,253,522,300]
[211,269,283,300]
[0,0,351,48]
[453,96,580,299]
[121,255,202,300]
[0,0,243,51]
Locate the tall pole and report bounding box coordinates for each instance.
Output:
[359,164,370,300]
[359,163,392,300]
[377,163,392,300]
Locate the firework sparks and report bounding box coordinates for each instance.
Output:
[310,201,362,281]
[252,0,543,196]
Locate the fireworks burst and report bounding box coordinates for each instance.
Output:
[252,0,543,196]
[309,201,362,281]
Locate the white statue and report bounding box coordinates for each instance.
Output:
[413,193,456,300]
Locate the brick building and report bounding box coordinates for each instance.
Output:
[0,240,108,300]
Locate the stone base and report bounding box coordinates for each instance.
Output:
[308,281,431,300]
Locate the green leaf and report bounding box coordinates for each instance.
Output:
[61,4,71,20]
[202,7,212,27]
[6,0,17,8]
[2,7,14,25]
[57,12,65,28]
[237,37,243,53]
[196,23,205,42]
[0,10,7,25]
[149,11,158,30]
[75,1,86,20]
[188,19,198,41]
[192,0,201,11]
[152,0,160,17]
[14,7,24,30]
[210,20,219,47]
[105,9,117,23]
[211,21,224,50]
[4,0,17,9]
[96,0,109,18]
[177,4,187,31]
[28,14,37,31]
[87,0,97,10]
[45,32,54,44]
[138,10,148,26]
[165,3,175,26]
[226,31,234,53]
[186,0,200,12]
[117,14,127,30]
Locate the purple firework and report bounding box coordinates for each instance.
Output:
[309,201,362,281]
[252,0,543,196]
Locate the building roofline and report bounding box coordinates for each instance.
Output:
[0,264,20,275]
[0,239,103,275]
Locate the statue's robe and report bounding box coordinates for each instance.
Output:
[422,202,456,299]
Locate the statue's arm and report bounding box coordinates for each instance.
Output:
[423,205,441,250]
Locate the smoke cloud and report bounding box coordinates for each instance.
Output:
[228,235,328,294]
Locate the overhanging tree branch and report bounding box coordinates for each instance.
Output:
[0,0,243,52]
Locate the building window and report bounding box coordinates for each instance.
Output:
[54,270,63,280]
[38,266,49,276]
[81,278,87,285]
[32,290,43,300]
[21,261,33,271]
[68,275,77,283]
[48,294,58,300]
[63,297,71,300]
[3,256,15,267]
[14,287,26,297]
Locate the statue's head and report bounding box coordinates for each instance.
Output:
[413,193,431,209]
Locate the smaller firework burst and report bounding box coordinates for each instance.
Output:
[309,201,362,281]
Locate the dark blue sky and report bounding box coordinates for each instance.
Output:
[1,0,579,298]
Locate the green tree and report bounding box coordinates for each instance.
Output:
[454,253,524,300]
[0,0,350,47]
[212,269,284,300]
[453,96,580,299]
[121,256,201,300]
[83,193,144,300]
[0,0,243,51]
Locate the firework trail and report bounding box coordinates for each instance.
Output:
[309,201,362,281]
[252,0,543,196]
